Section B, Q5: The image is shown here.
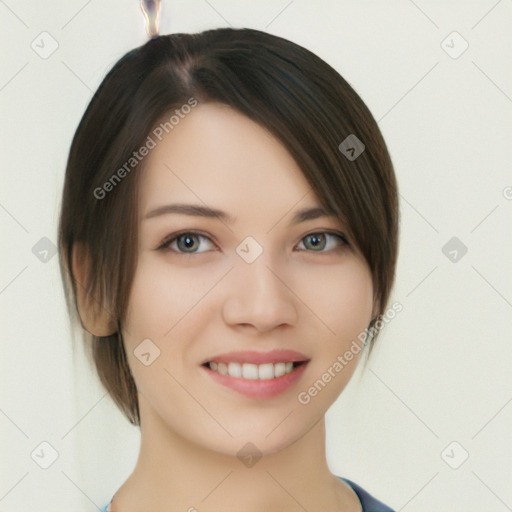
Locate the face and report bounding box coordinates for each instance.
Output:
[122,102,375,456]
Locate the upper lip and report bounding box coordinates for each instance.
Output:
[201,349,310,365]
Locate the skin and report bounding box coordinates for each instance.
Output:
[80,102,376,511]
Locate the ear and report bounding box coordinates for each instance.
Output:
[72,242,117,337]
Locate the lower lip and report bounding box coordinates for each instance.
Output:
[202,363,309,399]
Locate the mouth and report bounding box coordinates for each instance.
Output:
[202,360,307,380]
[200,350,310,399]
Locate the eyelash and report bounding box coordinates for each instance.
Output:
[156,230,349,256]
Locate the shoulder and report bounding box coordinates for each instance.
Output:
[338,476,396,512]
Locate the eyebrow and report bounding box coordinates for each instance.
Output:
[143,203,335,226]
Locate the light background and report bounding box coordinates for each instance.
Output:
[1,1,511,511]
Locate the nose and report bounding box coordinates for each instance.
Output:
[222,254,298,333]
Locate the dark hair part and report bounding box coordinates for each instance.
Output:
[58,27,399,426]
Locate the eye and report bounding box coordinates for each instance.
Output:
[157,231,216,255]
[296,232,348,252]
[157,230,349,256]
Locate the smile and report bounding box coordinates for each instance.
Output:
[205,361,305,380]
[201,349,310,399]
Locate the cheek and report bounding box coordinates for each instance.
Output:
[121,257,210,392]
[294,260,373,401]
[295,258,374,339]
[122,255,225,392]
[124,255,211,338]
[335,266,374,337]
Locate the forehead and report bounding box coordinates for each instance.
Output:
[138,103,319,220]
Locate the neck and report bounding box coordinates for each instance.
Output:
[110,396,358,512]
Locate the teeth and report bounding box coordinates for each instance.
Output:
[207,361,301,379]
[258,363,274,379]
[228,362,242,378]
[242,363,258,380]
[274,362,286,377]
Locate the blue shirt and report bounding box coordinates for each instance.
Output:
[100,476,394,511]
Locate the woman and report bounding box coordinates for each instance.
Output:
[59,27,399,512]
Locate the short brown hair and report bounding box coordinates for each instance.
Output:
[58,27,399,426]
